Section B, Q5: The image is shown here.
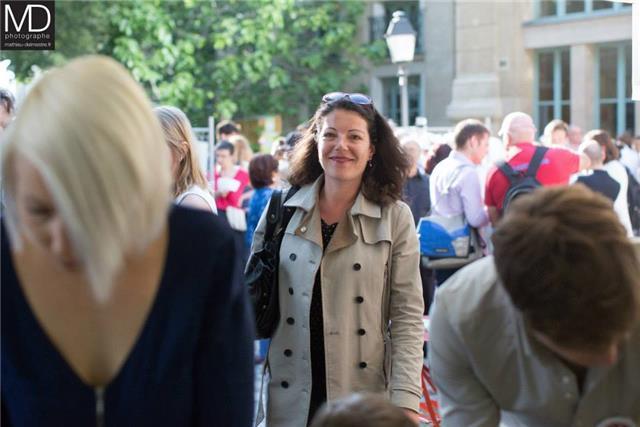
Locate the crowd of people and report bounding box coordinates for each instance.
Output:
[1,55,639,427]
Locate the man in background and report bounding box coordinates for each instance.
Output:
[567,124,583,151]
[216,119,240,143]
[485,112,589,225]
[429,119,490,284]
[401,138,433,311]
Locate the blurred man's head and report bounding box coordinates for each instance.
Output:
[0,88,15,134]
[401,139,422,175]
[568,125,582,149]
[492,186,640,367]
[498,112,536,148]
[579,139,605,169]
[453,119,490,165]
[216,120,240,141]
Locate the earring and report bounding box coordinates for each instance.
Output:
[368,159,373,168]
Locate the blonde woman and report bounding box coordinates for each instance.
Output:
[154,105,217,214]
[1,56,253,426]
[228,133,254,168]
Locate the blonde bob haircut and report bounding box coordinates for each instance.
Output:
[1,55,172,302]
[154,105,208,197]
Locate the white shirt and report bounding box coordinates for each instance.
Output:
[429,151,489,228]
[620,145,640,182]
[603,160,633,237]
[175,185,218,214]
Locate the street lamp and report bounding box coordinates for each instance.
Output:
[385,10,416,128]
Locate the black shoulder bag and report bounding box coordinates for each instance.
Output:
[245,186,299,339]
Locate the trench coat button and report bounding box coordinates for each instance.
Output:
[284,349,293,357]
[288,287,294,295]
[353,263,361,271]
[286,317,295,325]
[357,328,366,336]
[289,253,297,261]
[359,362,367,369]
[300,226,307,233]
[355,296,364,304]
[281,381,289,388]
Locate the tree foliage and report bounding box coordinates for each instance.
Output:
[2,0,385,125]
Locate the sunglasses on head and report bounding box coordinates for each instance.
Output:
[322,92,373,106]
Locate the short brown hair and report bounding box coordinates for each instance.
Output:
[216,119,239,138]
[288,99,408,205]
[584,129,619,163]
[453,119,489,149]
[310,393,414,427]
[492,185,640,349]
[249,154,278,188]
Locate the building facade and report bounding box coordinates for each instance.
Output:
[361,0,637,137]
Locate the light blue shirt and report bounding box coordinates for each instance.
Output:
[429,150,489,228]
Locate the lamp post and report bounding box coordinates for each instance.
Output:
[385,11,416,128]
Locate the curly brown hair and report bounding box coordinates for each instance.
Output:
[492,185,640,350]
[287,98,408,205]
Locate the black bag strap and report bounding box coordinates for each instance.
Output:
[525,146,548,178]
[263,190,283,242]
[496,160,518,184]
[496,146,549,182]
[263,186,301,242]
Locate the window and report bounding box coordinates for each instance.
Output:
[534,0,627,18]
[592,0,614,11]
[534,49,571,131]
[382,75,422,126]
[540,0,558,17]
[597,44,635,136]
[369,1,424,54]
[566,0,585,13]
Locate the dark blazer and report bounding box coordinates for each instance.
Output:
[404,170,431,226]
[1,206,255,427]
[576,169,621,202]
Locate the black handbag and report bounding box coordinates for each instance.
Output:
[245,186,299,339]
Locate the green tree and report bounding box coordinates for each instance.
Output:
[2,0,385,126]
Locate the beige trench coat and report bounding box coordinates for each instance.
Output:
[252,177,424,427]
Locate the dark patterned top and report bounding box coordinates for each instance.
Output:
[308,219,338,424]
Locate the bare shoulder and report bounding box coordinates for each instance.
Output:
[180,194,214,213]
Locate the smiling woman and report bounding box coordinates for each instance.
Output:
[1,55,254,427]
[250,93,423,426]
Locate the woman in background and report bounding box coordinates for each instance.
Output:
[586,129,634,237]
[229,134,254,169]
[246,154,279,249]
[155,105,217,214]
[1,56,253,426]
[246,153,280,364]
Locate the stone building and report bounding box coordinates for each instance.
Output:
[360,0,636,137]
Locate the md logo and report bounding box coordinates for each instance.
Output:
[1,1,55,50]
